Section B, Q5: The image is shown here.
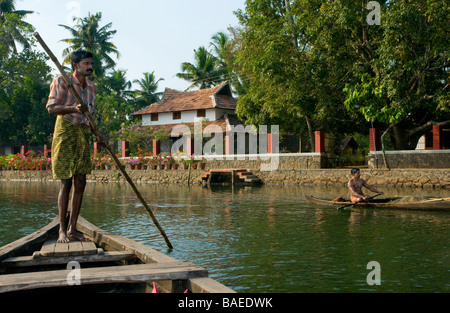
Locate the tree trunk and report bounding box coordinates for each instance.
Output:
[305,115,315,152]
[391,124,414,150]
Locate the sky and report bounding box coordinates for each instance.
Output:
[20,0,246,92]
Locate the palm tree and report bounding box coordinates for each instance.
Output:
[101,69,133,99]
[0,0,34,56]
[176,46,226,90]
[209,31,248,96]
[59,12,119,77]
[210,32,230,68]
[133,71,164,109]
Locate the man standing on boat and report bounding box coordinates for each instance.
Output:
[47,50,102,243]
[348,168,383,203]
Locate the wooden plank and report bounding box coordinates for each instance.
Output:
[188,277,236,293]
[1,251,137,267]
[39,239,57,257]
[53,242,69,257]
[81,241,97,255]
[37,239,99,258]
[76,217,176,264]
[68,241,84,256]
[0,262,208,293]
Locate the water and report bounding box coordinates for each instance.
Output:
[0,180,449,292]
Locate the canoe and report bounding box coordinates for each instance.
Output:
[0,216,236,293]
[305,195,450,211]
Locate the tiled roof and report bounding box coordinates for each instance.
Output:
[141,115,246,135]
[132,81,237,115]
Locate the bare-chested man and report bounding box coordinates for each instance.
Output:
[348,168,383,203]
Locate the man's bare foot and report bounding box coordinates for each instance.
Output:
[57,231,70,243]
[67,230,90,242]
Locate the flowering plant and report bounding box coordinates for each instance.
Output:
[166,154,176,166]
[127,157,141,166]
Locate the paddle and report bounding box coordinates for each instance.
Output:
[337,194,382,210]
[34,32,173,250]
[421,197,450,203]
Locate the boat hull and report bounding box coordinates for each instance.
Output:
[0,216,235,293]
[305,195,450,211]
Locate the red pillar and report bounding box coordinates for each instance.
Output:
[369,128,381,152]
[186,137,194,156]
[267,133,273,154]
[224,135,232,155]
[121,141,130,158]
[44,144,50,158]
[433,125,443,150]
[152,139,160,156]
[93,142,99,158]
[21,145,28,156]
[315,131,325,153]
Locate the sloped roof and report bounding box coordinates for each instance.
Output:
[132,81,237,116]
[141,114,246,135]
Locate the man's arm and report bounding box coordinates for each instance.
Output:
[47,76,88,115]
[47,103,86,115]
[363,181,383,195]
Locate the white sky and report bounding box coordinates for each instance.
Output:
[20,0,246,92]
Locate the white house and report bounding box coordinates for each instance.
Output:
[132,81,244,135]
[132,81,247,155]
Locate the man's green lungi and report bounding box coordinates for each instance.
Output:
[51,115,92,180]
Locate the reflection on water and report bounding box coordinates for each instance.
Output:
[0,180,449,292]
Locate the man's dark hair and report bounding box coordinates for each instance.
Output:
[351,168,360,175]
[71,50,93,70]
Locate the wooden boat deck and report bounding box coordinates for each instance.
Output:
[38,239,98,257]
[0,216,235,293]
[0,262,207,293]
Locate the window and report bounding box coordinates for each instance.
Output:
[173,111,181,120]
[151,113,158,121]
[197,109,206,118]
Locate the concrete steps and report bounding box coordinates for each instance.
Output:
[201,169,262,185]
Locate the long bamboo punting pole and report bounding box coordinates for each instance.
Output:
[34,32,173,249]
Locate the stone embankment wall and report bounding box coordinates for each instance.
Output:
[1,152,448,187]
[1,167,448,188]
[368,150,450,169]
[255,168,449,188]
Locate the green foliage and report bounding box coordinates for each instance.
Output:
[233,0,356,150]
[234,0,449,150]
[0,1,34,56]
[133,72,164,111]
[0,48,53,145]
[109,121,163,155]
[0,8,165,149]
[2,1,447,153]
[176,46,226,90]
[59,12,120,77]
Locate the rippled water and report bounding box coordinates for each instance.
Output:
[0,180,449,292]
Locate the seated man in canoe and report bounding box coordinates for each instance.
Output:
[348,168,383,203]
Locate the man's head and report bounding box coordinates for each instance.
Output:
[71,50,94,76]
[351,168,360,177]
